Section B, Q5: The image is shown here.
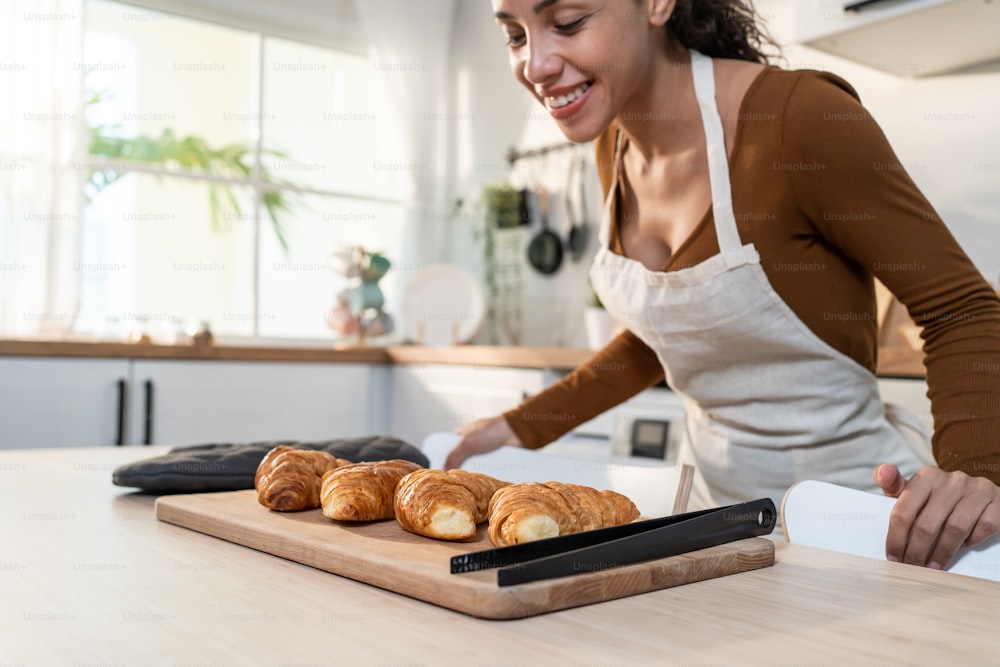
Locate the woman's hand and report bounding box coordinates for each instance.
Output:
[874,463,1000,569]
[444,415,523,470]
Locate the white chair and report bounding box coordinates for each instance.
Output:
[781,480,1000,582]
[420,432,693,518]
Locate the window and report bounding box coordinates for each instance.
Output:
[78,0,407,340]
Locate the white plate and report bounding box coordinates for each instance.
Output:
[400,264,485,345]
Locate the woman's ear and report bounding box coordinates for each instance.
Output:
[645,0,677,28]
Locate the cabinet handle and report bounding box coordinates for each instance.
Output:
[115,378,127,446]
[143,380,154,446]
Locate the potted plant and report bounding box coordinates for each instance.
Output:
[477,181,523,344]
[584,284,617,350]
[85,90,295,249]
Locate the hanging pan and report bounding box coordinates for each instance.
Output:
[526,186,563,275]
[566,154,590,262]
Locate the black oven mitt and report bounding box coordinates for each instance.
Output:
[111,435,428,493]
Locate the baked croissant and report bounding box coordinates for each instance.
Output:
[394,469,509,540]
[320,459,423,522]
[254,446,351,511]
[487,481,640,547]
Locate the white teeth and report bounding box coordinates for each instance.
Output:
[545,82,590,110]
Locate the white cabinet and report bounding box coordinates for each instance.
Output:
[0,357,130,448]
[0,357,375,449]
[791,0,1000,77]
[389,364,546,445]
[129,360,374,446]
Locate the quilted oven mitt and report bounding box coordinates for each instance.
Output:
[111,435,428,493]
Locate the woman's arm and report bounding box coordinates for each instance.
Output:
[444,330,665,469]
[781,70,1000,567]
[502,329,665,448]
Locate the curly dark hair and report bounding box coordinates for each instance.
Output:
[666,0,781,64]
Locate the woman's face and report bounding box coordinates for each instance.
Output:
[491,0,669,143]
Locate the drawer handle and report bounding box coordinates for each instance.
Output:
[143,380,154,445]
[115,378,127,446]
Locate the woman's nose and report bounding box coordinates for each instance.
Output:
[521,35,561,85]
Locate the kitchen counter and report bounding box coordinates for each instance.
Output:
[2,446,995,665]
[0,338,927,376]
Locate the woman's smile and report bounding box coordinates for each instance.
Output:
[542,80,593,117]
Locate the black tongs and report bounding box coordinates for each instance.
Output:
[451,497,776,586]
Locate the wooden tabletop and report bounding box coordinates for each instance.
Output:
[4,446,988,665]
[0,338,927,376]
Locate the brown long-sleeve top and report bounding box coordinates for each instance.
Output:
[503,66,1000,485]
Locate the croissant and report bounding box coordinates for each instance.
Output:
[394,469,509,540]
[320,459,423,522]
[487,481,640,547]
[254,446,351,511]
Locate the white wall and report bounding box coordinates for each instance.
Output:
[761,0,1000,287]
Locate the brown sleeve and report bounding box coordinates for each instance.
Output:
[502,331,665,448]
[782,71,1000,483]
[502,125,665,449]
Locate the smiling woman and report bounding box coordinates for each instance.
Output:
[452,0,1000,575]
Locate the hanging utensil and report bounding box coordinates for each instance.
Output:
[567,154,590,262]
[526,185,563,275]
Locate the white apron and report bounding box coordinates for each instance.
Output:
[589,50,933,510]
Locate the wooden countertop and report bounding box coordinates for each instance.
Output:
[0,338,927,376]
[1,446,994,664]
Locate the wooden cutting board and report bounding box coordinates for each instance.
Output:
[155,490,774,620]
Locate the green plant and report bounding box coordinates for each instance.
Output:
[481,181,521,230]
[85,91,295,250]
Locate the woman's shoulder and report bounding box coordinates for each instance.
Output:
[749,64,863,111]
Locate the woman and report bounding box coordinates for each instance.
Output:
[447,0,1000,570]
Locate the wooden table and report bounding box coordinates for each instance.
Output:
[2,447,996,666]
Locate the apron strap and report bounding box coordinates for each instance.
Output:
[689,50,743,256]
[597,131,624,247]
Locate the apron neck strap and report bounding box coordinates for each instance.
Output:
[597,52,744,255]
[597,130,624,247]
[689,50,743,255]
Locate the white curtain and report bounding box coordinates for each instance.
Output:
[0,0,84,337]
[352,0,457,263]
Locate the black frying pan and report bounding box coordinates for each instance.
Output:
[567,156,590,262]
[527,187,563,275]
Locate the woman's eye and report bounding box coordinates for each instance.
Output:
[504,31,526,47]
[554,17,586,32]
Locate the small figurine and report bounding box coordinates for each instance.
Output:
[191,320,214,347]
[326,246,394,346]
